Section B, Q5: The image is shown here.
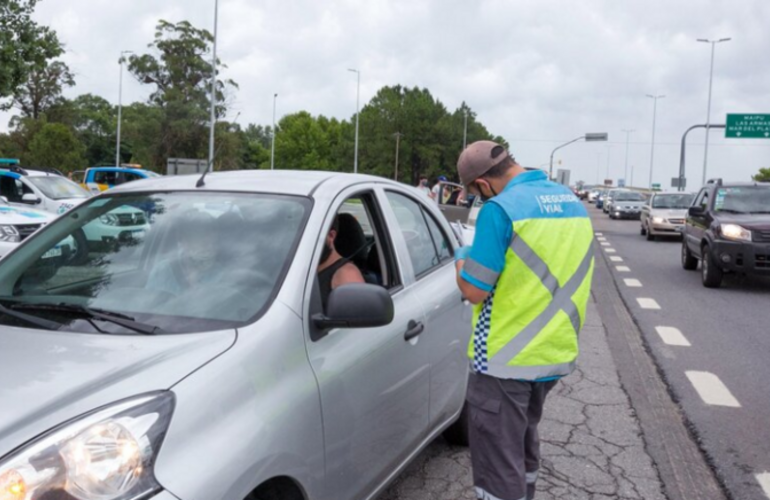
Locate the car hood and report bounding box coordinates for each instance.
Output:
[716,213,770,230]
[0,326,236,456]
[650,208,688,218]
[615,200,644,208]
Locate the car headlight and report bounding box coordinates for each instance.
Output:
[99,214,119,226]
[652,217,666,224]
[720,224,752,242]
[0,225,20,243]
[0,392,173,500]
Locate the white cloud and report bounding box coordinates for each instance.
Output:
[2,0,768,185]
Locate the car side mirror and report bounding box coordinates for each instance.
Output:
[688,206,705,217]
[313,283,394,330]
[21,193,41,205]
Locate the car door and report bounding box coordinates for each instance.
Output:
[687,188,710,256]
[304,187,430,500]
[381,189,471,432]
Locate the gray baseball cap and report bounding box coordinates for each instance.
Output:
[457,140,510,186]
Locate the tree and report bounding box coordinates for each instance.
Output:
[26,122,86,172]
[0,0,63,99]
[752,168,770,182]
[3,60,75,119]
[127,20,238,166]
[274,111,338,171]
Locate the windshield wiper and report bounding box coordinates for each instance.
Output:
[0,302,62,330]
[10,303,162,335]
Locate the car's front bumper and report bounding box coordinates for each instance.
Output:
[613,209,641,219]
[709,240,770,274]
[649,220,685,236]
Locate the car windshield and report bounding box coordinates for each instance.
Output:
[615,192,646,202]
[714,187,770,214]
[0,192,310,334]
[27,176,90,200]
[652,193,694,209]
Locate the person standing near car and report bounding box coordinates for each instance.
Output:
[416,176,431,197]
[454,141,594,500]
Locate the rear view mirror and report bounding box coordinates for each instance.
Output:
[313,283,394,330]
[688,206,705,217]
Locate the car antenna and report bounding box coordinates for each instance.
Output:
[196,111,241,188]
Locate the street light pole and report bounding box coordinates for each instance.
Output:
[697,37,731,185]
[549,133,608,181]
[621,129,635,184]
[606,146,611,179]
[463,108,468,150]
[207,0,220,169]
[596,153,601,184]
[393,132,402,181]
[646,94,665,188]
[348,68,360,174]
[271,93,277,170]
[115,50,132,167]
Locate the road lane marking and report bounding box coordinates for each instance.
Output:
[624,278,642,287]
[605,248,616,253]
[616,266,631,272]
[685,371,741,408]
[595,232,603,236]
[601,242,610,246]
[637,298,660,309]
[610,256,623,262]
[597,237,607,241]
[756,472,770,498]
[655,326,691,346]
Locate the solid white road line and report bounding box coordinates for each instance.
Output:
[756,472,770,499]
[610,256,623,262]
[605,248,617,253]
[685,371,741,408]
[655,326,691,347]
[637,298,661,309]
[616,266,631,272]
[624,278,642,287]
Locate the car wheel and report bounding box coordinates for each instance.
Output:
[701,244,723,288]
[646,225,655,241]
[682,240,698,270]
[443,403,470,447]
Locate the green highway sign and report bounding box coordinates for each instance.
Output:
[725,114,770,139]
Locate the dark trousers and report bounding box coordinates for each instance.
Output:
[467,372,557,500]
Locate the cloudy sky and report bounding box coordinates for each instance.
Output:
[3,0,770,187]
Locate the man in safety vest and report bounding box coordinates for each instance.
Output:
[454,141,594,500]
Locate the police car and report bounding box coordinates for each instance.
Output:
[76,165,161,195]
[0,162,90,215]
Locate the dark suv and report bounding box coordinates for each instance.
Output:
[682,179,770,288]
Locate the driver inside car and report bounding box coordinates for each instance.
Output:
[147,210,221,295]
[317,215,365,310]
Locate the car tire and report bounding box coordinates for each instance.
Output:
[682,241,698,270]
[701,244,723,288]
[646,226,655,241]
[443,403,470,447]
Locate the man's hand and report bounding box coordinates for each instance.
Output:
[455,255,491,305]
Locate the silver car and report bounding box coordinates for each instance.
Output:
[0,171,471,500]
[641,191,695,240]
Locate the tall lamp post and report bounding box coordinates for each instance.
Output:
[348,68,361,174]
[393,132,402,181]
[462,108,468,150]
[606,146,612,179]
[271,93,278,170]
[549,133,608,181]
[697,37,731,185]
[646,94,665,188]
[621,129,635,185]
[207,0,220,169]
[115,50,133,167]
[596,153,602,184]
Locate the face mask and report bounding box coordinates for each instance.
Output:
[477,182,498,202]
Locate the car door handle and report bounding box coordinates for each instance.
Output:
[404,320,425,341]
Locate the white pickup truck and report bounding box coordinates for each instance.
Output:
[0,198,57,259]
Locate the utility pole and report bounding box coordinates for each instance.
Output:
[271,93,277,170]
[646,94,665,188]
[463,108,468,150]
[606,146,611,180]
[621,129,635,183]
[393,132,402,181]
[348,68,361,174]
[697,37,731,185]
[207,0,220,168]
[115,50,132,167]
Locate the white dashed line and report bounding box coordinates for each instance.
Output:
[601,242,610,246]
[624,278,642,287]
[756,472,770,499]
[655,326,691,346]
[605,248,616,253]
[637,298,660,310]
[609,256,623,262]
[685,371,741,408]
[597,237,607,241]
[595,232,603,236]
[616,266,631,272]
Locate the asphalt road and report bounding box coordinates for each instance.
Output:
[589,203,770,500]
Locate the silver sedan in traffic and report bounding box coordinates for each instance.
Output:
[641,192,695,240]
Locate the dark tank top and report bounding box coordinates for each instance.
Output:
[318,258,350,310]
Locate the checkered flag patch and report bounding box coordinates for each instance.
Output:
[472,288,495,373]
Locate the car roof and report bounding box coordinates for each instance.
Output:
[706,182,770,188]
[109,170,404,197]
